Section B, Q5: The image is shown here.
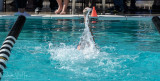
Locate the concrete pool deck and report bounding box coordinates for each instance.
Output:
[0,12,160,21]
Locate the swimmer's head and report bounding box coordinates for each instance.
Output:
[86,8,92,12]
[83,7,92,15]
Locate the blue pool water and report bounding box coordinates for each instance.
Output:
[0,17,160,81]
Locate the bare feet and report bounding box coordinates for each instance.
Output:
[55,8,62,14]
[60,12,66,15]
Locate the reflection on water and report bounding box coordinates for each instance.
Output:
[0,18,160,80]
[0,18,159,52]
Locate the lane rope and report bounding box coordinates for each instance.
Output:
[0,15,26,80]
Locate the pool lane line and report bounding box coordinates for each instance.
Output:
[152,16,160,33]
[0,15,26,79]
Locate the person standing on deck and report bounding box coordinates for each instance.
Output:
[55,0,69,15]
[34,0,58,13]
[14,0,30,16]
[84,0,96,8]
[113,0,125,12]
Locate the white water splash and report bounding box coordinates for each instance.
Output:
[78,8,99,54]
[47,8,138,78]
[49,43,99,60]
[48,43,106,77]
[48,9,102,76]
[48,43,138,78]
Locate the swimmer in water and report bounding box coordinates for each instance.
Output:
[77,7,95,50]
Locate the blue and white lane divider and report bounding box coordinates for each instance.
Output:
[152,16,160,33]
[0,15,26,79]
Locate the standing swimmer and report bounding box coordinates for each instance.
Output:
[77,7,95,50]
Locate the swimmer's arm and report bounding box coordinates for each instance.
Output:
[89,26,95,42]
[83,9,95,43]
[77,45,81,50]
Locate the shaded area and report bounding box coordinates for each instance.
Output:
[1,0,160,15]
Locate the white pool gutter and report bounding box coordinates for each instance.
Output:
[0,14,156,21]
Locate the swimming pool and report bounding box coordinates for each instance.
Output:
[0,16,160,81]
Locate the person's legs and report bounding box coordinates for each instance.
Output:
[35,0,43,8]
[119,0,124,12]
[9,0,16,6]
[123,0,128,11]
[113,0,120,11]
[15,0,27,12]
[85,0,89,7]
[129,0,136,13]
[34,0,43,13]
[27,0,34,9]
[49,0,58,12]
[55,0,63,14]
[152,0,160,10]
[130,0,136,6]
[60,0,69,14]
[15,0,30,16]
[91,0,96,8]
[113,0,124,12]
[130,0,136,8]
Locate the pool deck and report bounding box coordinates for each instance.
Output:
[0,12,160,21]
[0,12,160,16]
